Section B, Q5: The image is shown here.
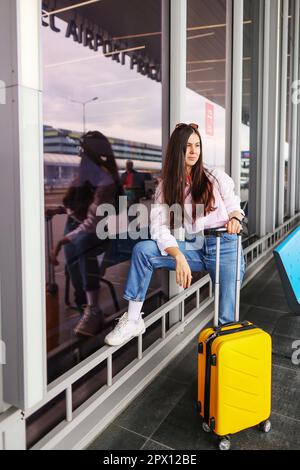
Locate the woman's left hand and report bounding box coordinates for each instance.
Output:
[225,217,242,234]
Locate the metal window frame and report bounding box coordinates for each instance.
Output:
[0,0,46,414]
[226,0,243,189]
[168,0,187,325]
[265,0,281,234]
[248,0,264,236]
[253,0,282,236]
[288,0,300,216]
[296,3,300,213]
[278,0,289,225]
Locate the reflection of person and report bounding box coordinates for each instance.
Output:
[121,160,142,205]
[104,123,246,346]
[51,131,122,336]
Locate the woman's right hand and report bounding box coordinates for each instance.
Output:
[175,252,192,289]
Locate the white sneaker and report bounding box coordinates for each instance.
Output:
[104,312,145,346]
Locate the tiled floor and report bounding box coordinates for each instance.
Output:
[87,259,300,451]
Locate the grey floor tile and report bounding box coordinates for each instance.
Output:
[114,374,188,438]
[240,305,285,333]
[231,412,300,450]
[272,353,300,371]
[163,343,198,385]
[153,391,300,450]
[239,303,252,319]
[87,423,146,450]
[240,290,290,313]
[141,439,173,450]
[151,381,217,450]
[87,257,300,451]
[271,363,300,420]
[272,315,300,358]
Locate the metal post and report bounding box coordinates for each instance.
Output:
[138,335,143,360]
[225,0,233,175]
[288,0,300,216]
[230,0,244,192]
[260,0,271,236]
[66,386,72,422]
[278,0,289,225]
[0,0,46,413]
[107,355,112,387]
[168,0,186,327]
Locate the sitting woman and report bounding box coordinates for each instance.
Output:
[104,123,246,346]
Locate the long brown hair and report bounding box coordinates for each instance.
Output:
[161,125,216,228]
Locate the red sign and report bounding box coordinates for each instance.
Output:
[205,103,214,136]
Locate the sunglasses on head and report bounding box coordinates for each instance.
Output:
[175,123,199,130]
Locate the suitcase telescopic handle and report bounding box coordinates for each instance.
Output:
[213,227,243,327]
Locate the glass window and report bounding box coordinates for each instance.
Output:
[241,0,252,212]
[241,0,260,233]
[28,0,164,448]
[42,0,163,376]
[285,0,293,217]
[184,0,227,172]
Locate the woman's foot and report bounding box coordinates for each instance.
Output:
[104,312,145,346]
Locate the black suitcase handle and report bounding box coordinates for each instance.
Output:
[213,321,250,333]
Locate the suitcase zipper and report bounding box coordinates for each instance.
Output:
[203,324,258,430]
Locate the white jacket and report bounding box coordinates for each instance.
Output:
[150,168,245,256]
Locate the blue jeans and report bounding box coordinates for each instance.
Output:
[123,234,246,325]
[64,217,109,297]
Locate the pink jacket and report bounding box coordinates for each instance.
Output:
[150,168,245,256]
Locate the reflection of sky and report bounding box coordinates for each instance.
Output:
[42,17,162,145]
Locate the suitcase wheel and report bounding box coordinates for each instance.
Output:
[202,422,211,433]
[259,419,271,433]
[219,437,231,451]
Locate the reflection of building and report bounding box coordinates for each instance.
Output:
[43,125,162,187]
[44,153,161,188]
[44,125,162,162]
[43,125,81,154]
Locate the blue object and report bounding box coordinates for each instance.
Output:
[273,226,300,314]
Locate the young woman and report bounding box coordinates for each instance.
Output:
[104,123,246,346]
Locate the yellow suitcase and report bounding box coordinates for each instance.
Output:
[197,229,272,450]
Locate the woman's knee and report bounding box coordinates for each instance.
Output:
[132,240,159,259]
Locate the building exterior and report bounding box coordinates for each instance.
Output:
[0,0,300,450]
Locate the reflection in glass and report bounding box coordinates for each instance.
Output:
[285,0,293,217]
[185,0,227,171]
[41,1,163,374]
[28,0,164,448]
